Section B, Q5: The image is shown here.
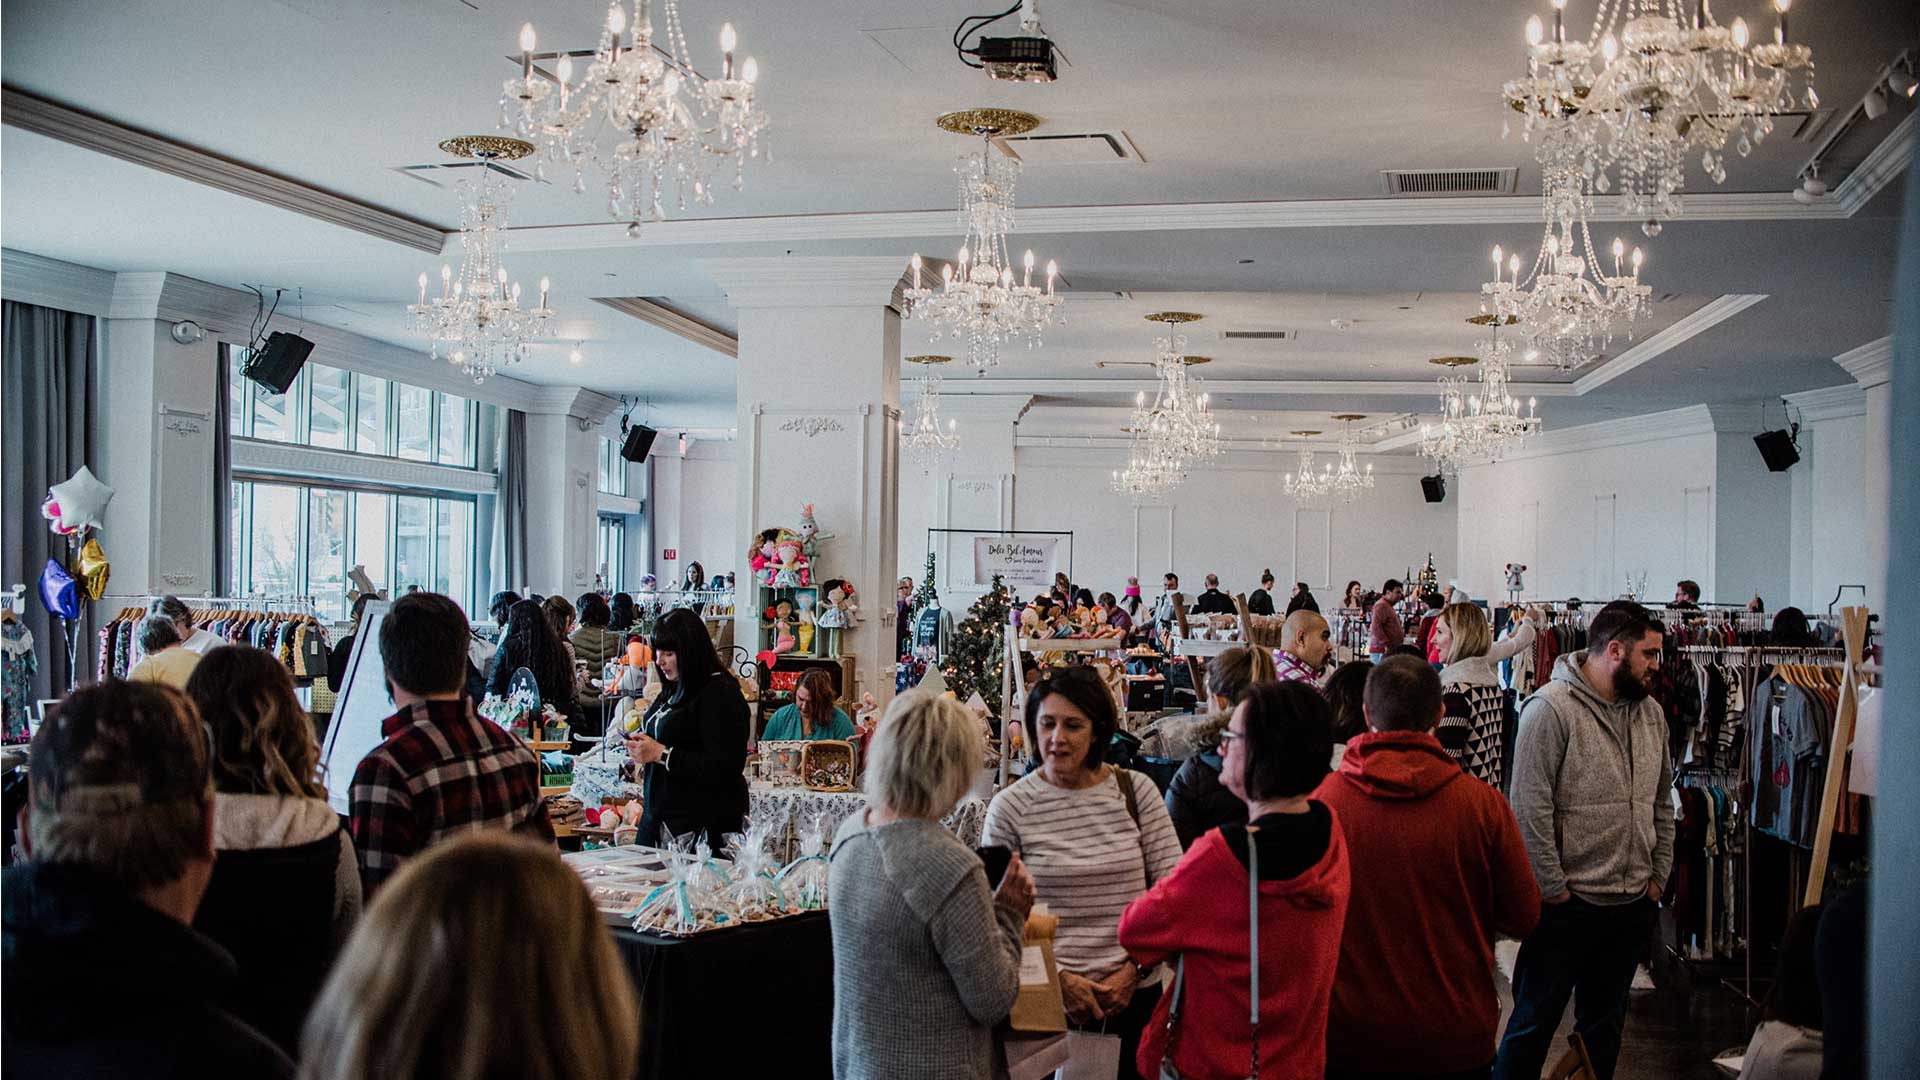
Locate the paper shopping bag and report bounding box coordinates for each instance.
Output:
[1007,910,1069,1034]
[1055,1030,1123,1080]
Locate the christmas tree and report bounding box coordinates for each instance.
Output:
[911,551,939,614]
[941,574,1011,716]
[1416,553,1439,597]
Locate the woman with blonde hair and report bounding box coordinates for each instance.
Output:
[186,645,360,1054]
[1165,645,1279,848]
[1432,601,1537,788]
[830,690,1034,1080]
[299,833,638,1080]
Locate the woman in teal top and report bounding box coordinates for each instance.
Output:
[761,668,856,742]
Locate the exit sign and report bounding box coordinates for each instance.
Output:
[663,549,677,561]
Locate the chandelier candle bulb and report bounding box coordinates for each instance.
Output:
[1046,260,1057,295]
[1527,15,1545,46]
[743,57,758,83]
[721,23,736,79]
[519,23,535,82]
[417,273,427,306]
[441,264,452,297]
[538,277,549,310]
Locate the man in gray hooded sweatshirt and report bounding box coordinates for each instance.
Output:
[1495,601,1674,1080]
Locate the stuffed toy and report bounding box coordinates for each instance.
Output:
[769,534,809,588]
[816,585,848,658]
[749,528,783,584]
[762,599,797,656]
[795,592,817,654]
[796,504,834,561]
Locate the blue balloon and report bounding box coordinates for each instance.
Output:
[38,558,80,620]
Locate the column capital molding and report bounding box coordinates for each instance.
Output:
[1705,402,1770,435]
[1784,384,1867,422]
[701,256,909,309]
[528,385,623,423]
[1834,336,1892,390]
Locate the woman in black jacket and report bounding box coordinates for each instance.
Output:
[1164,645,1274,848]
[623,607,749,847]
[488,600,584,732]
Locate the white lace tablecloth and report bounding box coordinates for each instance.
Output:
[748,782,989,861]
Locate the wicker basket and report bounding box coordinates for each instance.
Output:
[801,739,857,792]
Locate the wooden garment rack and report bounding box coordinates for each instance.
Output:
[1803,605,1871,907]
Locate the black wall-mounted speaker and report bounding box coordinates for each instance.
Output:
[1420,474,1447,503]
[241,331,314,395]
[619,424,659,462]
[1753,429,1801,472]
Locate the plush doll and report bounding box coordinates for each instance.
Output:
[749,528,782,584]
[815,585,848,658]
[770,534,809,588]
[796,504,835,562]
[795,592,817,655]
[837,582,861,624]
[1018,604,1043,639]
[761,599,797,657]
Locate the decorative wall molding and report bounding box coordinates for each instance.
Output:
[529,385,623,423]
[777,416,847,437]
[1833,112,1915,217]
[231,437,499,495]
[1833,336,1893,390]
[1571,294,1770,395]
[594,296,737,358]
[1,86,444,253]
[1458,404,1718,465]
[1704,402,1770,435]
[1783,383,1866,422]
[0,248,117,316]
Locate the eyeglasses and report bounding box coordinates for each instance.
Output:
[1218,728,1246,745]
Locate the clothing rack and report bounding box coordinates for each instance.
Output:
[94,593,329,685]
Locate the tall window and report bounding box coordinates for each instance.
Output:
[597,516,626,591]
[598,437,629,496]
[229,479,480,620]
[230,358,484,467]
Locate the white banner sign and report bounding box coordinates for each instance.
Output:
[972,536,1062,589]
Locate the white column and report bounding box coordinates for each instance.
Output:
[1836,338,1893,610]
[521,387,621,595]
[704,256,907,704]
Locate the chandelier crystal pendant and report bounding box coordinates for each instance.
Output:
[1282,433,1334,500]
[902,355,962,466]
[905,110,1062,375]
[1479,201,1652,371]
[1140,313,1223,466]
[407,137,555,383]
[499,2,768,236]
[1503,0,1815,232]
[1419,326,1544,475]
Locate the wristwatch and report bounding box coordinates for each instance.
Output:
[660,746,673,770]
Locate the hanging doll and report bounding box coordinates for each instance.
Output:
[796,504,834,562]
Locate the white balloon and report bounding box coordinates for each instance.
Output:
[46,465,115,531]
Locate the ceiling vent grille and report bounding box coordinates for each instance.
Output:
[1219,329,1295,341]
[1381,167,1517,196]
[1001,131,1143,165]
[392,160,537,188]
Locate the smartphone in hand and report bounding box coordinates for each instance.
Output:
[975,845,1013,889]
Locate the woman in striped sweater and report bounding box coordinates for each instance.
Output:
[983,665,1182,1080]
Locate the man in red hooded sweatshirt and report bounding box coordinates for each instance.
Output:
[1314,656,1541,1080]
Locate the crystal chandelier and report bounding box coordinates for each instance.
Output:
[1140,313,1223,465]
[905,110,1061,374]
[1479,207,1652,371]
[1323,415,1378,504]
[1504,0,1815,231]
[407,137,555,383]
[1110,436,1182,500]
[1283,433,1334,500]
[902,355,961,465]
[1419,327,1543,475]
[499,1,767,236]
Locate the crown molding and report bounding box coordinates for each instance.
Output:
[1833,336,1893,389]
[1834,112,1915,216]
[529,385,623,422]
[0,248,118,316]
[1704,402,1770,435]
[594,296,737,358]
[920,393,1036,425]
[1013,438,1438,475]
[1460,404,1717,465]
[1572,294,1769,395]
[2,86,445,254]
[1783,383,1867,422]
[934,376,1580,398]
[597,491,642,516]
[231,437,498,495]
[701,256,910,308]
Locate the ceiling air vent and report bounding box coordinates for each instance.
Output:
[1001,131,1143,165]
[1381,167,1517,197]
[392,160,537,188]
[1219,329,1295,341]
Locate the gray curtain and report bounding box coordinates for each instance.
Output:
[500,408,529,593]
[1877,138,1919,1080]
[1,300,98,700]
[213,346,233,594]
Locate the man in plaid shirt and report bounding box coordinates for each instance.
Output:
[349,592,549,894]
[1273,610,1334,685]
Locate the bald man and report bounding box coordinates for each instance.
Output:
[1274,609,1333,683]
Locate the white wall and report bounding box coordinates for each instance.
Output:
[647,439,739,586]
[1009,446,1457,603]
[1790,411,1870,613]
[1456,426,1721,603]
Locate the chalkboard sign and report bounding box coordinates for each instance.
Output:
[914,606,944,654]
[318,601,392,815]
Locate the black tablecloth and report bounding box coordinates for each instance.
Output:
[612,909,833,1080]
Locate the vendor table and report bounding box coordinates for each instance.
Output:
[612,910,833,1080]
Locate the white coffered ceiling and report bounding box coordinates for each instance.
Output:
[1,0,1914,439]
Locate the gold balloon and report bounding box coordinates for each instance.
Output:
[73,537,110,601]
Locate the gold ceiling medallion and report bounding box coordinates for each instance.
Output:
[438,135,536,161]
[1331,413,1367,422]
[1466,313,1520,326]
[935,108,1042,137]
[1429,356,1480,367]
[905,354,954,364]
[1290,430,1323,437]
[1179,355,1212,366]
[1144,312,1204,325]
